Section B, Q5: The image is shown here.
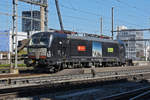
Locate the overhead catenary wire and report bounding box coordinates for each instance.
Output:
[0,0,39,11]
[58,2,147,35]
[0,11,41,22]
[90,0,148,27]
[0,0,41,25]
[115,0,150,14]
[60,4,146,28]
[103,0,150,18]
[0,0,149,35]
[0,0,145,29]
[96,0,148,27]
[95,0,149,19]
[94,0,148,26]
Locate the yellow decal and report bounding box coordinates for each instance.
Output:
[108,48,113,52]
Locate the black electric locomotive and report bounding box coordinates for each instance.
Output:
[25,32,126,72]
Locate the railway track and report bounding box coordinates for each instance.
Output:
[0,67,33,74]
[0,69,10,74]
[101,86,150,100]
[0,92,17,100]
[0,66,150,99]
[1,78,150,100]
[1,66,150,90]
[0,65,149,77]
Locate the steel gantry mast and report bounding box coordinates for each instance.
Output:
[11,0,48,73]
[55,0,64,31]
[11,0,18,73]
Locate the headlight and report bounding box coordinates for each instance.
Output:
[40,48,47,52]
[40,48,47,55]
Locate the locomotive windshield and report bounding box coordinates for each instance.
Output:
[30,32,51,46]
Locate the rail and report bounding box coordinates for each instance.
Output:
[130,90,150,100]
[1,68,150,89]
[101,86,150,100]
[0,69,10,74]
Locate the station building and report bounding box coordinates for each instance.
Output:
[0,30,28,61]
[116,26,144,60]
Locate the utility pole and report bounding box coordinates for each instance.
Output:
[30,2,33,32]
[111,7,114,40]
[44,0,48,31]
[11,0,18,73]
[55,0,64,31]
[40,6,45,31]
[100,17,103,36]
[145,41,147,61]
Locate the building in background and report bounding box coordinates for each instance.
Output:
[0,30,10,61]
[0,30,28,61]
[116,26,144,60]
[146,46,150,61]
[22,11,41,32]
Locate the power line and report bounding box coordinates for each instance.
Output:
[58,3,147,34]
[61,4,102,17]
[93,0,149,27]
[0,11,41,22]
[114,0,150,18]
[18,0,48,7]
[113,28,150,32]
[60,4,146,28]
[0,11,41,31]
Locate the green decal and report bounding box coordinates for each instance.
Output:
[108,48,113,52]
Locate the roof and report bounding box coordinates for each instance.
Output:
[67,34,118,43]
[32,32,118,44]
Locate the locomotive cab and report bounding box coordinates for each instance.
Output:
[26,32,67,67]
[27,32,53,66]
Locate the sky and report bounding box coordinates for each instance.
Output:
[0,0,150,38]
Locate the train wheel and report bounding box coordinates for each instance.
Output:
[48,66,56,73]
[48,65,62,73]
[55,65,62,72]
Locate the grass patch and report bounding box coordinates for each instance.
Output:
[0,64,26,67]
[0,64,34,70]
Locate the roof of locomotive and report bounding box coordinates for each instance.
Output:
[32,32,120,44]
[67,33,119,44]
[32,31,66,37]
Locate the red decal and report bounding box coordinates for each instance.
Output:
[29,56,35,58]
[78,46,86,51]
[40,56,46,59]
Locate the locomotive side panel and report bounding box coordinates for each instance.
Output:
[102,42,119,58]
[50,33,67,58]
[69,39,92,57]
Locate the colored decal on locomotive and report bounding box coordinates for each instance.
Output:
[77,46,86,51]
[107,48,114,53]
[92,42,102,57]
